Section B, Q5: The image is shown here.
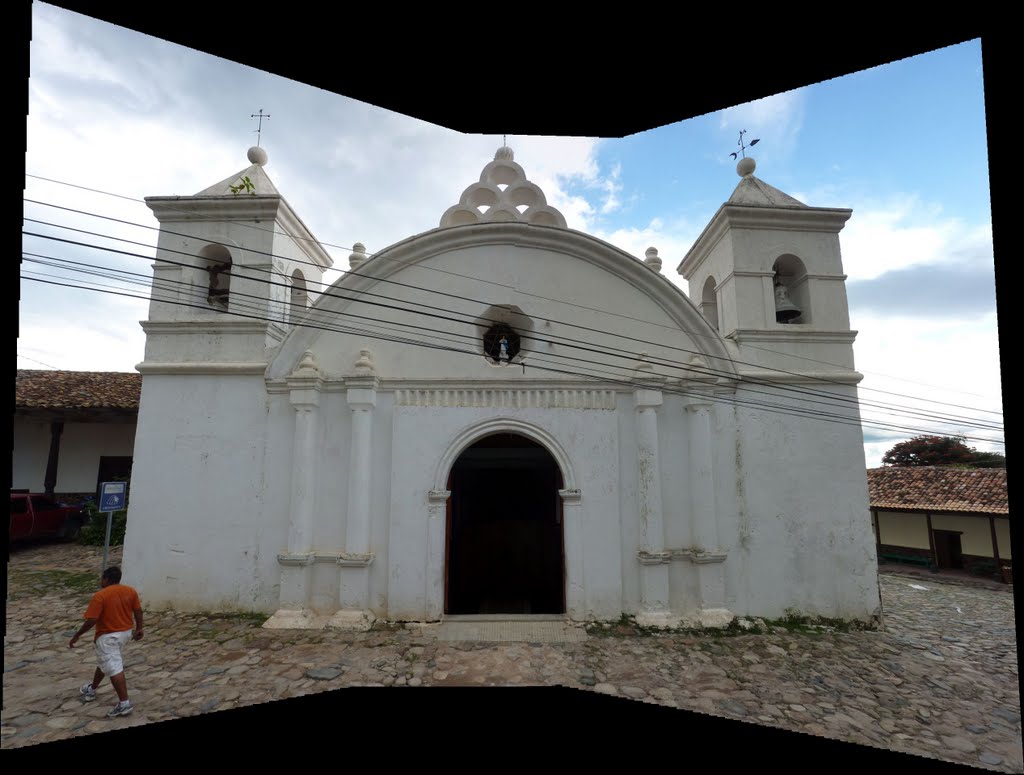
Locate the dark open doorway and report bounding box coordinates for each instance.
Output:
[445,433,565,615]
[933,530,964,570]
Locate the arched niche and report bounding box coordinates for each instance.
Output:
[773,254,811,324]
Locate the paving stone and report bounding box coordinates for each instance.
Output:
[2,543,1019,773]
[304,668,343,681]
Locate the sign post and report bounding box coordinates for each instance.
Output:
[98,481,127,578]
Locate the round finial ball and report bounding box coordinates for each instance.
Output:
[247,146,268,166]
[495,146,515,162]
[736,157,756,177]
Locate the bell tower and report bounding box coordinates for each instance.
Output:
[678,156,858,374]
[139,146,333,370]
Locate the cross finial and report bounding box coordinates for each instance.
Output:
[251,109,270,147]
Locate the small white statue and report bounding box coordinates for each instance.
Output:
[498,335,510,363]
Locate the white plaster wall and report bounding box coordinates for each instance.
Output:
[877,511,930,549]
[996,519,1013,560]
[385,403,622,621]
[11,417,136,493]
[269,233,724,386]
[122,375,276,612]
[11,418,52,491]
[724,383,880,622]
[931,514,1003,557]
[52,423,137,493]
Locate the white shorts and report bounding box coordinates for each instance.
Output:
[94,630,133,675]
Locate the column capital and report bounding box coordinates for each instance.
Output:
[634,389,664,409]
[558,488,582,504]
[287,376,322,408]
[428,489,452,503]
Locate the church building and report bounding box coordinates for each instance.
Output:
[122,143,881,630]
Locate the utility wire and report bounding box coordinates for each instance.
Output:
[21,227,1006,435]
[20,263,1005,446]
[22,187,1003,411]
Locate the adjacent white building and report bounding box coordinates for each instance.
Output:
[122,145,881,630]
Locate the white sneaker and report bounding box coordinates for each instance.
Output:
[106,700,133,717]
[80,683,96,702]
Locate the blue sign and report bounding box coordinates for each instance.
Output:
[99,481,127,512]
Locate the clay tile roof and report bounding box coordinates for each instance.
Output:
[867,466,1009,515]
[15,370,141,411]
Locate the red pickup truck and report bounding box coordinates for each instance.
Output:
[9,491,90,542]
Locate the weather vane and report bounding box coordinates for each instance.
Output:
[251,109,270,147]
[730,129,760,160]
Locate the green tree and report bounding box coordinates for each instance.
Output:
[882,435,1005,468]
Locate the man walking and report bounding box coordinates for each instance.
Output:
[69,566,144,717]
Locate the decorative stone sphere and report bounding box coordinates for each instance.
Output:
[644,247,663,272]
[736,157,756,177]
[247,146,268,166]
[495,146,515,162]
[349,242,369,270]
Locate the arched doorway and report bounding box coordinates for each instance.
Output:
[445,433,565,615]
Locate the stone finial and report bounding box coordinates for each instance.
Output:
[293,350,320,377]
[736,157,756,177]
[644,247,663,273]
[635,352,654,375]
[495,145,515,161]
[349,242,368,270]
[354,348,376,374]
[247,146,268,166]
[688,353,714,381]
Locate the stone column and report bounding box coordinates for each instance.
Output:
[685,397,731,627]
[266,350,322,630]
[331,349,379,631]
[425,489,451,621]
[633,356,675,628]
[559,488,585,620]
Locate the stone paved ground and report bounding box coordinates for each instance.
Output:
[3,541,1021,769]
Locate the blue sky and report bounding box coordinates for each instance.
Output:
[20,3,1002,468]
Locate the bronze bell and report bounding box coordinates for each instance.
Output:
[774,281,801,323]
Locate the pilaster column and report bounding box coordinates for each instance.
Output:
[332,349,379,631]
[559,488,584,619]
[425,489,451,621]
[686,397,730,625]
[633,356,674,628]
[266,351,322,629]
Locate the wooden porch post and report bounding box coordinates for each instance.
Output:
[926,512,937,568]
[989,515,1002,575]
[43,419,64,496]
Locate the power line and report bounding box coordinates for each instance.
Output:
[21,227,1005,434]
[22,180,1002,406]
[16,353,61,370]
[20,263,1005,446]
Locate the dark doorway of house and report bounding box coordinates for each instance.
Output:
[445,433,565,615]
[933,530,964,570]
[95,456,133,500]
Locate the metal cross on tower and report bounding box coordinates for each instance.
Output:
[251,109,270,147]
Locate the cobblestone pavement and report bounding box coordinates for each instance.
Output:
[3,541,1021,769]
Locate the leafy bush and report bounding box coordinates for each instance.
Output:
[78,479,129,546]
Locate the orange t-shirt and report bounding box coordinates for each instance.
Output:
[84,584,141,639]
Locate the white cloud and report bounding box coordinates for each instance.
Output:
[839,195,993,282]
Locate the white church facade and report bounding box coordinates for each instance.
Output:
[122,145,882,630]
